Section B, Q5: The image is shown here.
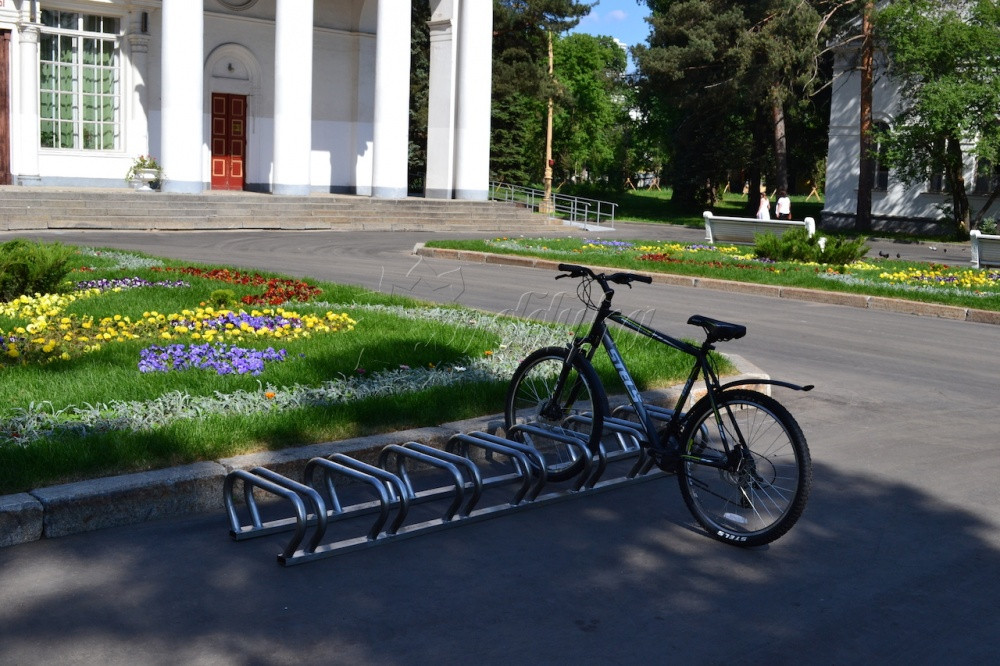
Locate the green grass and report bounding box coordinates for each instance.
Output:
[0,245,701,493]
[425,236,1000,312]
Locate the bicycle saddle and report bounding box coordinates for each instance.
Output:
[687,315,747,343]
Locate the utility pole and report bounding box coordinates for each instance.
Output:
[541,29,555,214]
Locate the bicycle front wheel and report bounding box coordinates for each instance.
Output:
[678,389,811,547]
[504,346,608,482]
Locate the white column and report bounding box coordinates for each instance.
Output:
[127,29,151,158]
[17,23,40,185]
[371,0,411,199]
[423,14,456,200]
[272,0,314,195]
[160,0,204,193]
[453,0,492,200]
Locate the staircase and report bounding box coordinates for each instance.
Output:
[0,187,559,232]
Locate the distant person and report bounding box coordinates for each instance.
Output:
[756,192,770,220]
[775,189,791,220]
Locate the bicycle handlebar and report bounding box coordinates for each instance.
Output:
[556,263,653,287]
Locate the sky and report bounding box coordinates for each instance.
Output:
[570,0,653,50]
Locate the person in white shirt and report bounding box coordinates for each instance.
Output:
[775,189,791,220]
[756,192,770,220]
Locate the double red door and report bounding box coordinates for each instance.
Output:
[211,93,246,190]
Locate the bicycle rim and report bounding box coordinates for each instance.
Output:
[678,390,811,547]
[504,347,606,482]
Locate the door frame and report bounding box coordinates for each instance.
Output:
[205,43,261,190]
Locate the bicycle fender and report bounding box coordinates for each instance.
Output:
[719,378,814,393]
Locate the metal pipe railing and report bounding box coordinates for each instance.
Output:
[489,182,617,229]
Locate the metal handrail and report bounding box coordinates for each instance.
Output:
[489,182,617,229]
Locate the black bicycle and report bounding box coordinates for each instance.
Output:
[504,263,813,546]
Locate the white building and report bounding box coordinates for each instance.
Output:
[0,0,492,199]
[824,34,1000,234]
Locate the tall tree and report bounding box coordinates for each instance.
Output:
[551,33,629,185]
[635,0,829,211]
[875,0,1000,233]
[491,0,594,185]
[855,0,874,232]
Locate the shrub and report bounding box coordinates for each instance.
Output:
[754,228,868,265]
[209,289,237,308]
[0,239,76,302]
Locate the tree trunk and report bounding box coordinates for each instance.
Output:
[947,136,970,233]
[771,88,789,194]
[856,0,875,233]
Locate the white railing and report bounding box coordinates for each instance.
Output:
[489,182,617,229]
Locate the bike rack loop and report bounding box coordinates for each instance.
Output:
[223,427,668,566]
[224,468,328,561]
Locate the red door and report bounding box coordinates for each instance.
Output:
[211,93,246,190]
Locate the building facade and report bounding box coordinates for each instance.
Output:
[0,0,492,199]
[824,38,1000,233]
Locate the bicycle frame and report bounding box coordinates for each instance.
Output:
[559,275,811,469]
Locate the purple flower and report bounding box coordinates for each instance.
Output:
[77,277,190,291]
[138,343,289,376]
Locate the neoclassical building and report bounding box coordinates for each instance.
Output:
[0,0,492,199]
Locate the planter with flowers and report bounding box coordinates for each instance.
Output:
[125,155,163,191]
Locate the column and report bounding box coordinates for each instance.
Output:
[17,23,40,185]
[423,11,457,200]
[127,27,151,158]
[160,0,204,193]
[453,0,492,200]
[272,0,314,195]
[371,0,411,199]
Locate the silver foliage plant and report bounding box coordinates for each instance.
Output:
[0,304,569,446]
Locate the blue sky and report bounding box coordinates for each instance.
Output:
[571,0,652,49]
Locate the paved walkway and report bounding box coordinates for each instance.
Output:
[2,224,999,663]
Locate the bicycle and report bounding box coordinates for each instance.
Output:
[504,263,813,547]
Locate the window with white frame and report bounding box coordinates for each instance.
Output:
[38,10,121,150]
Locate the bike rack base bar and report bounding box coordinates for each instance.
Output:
[223,431,669,566]
[280,468,666,566]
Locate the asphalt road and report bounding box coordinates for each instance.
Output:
[1,225,998,664]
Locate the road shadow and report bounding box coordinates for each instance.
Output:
[1,460,998,664]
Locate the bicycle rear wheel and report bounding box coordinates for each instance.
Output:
[678,389,811,547]
[504,346,608,482]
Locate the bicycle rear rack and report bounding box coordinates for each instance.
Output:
[224,415,669,566]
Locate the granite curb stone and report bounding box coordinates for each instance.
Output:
[0,494,43,548]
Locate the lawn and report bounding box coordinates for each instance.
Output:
[423,235,1000,312]
[0,244,696,494]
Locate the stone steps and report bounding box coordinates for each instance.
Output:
[0,187,556,232]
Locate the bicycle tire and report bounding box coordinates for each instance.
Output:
[677,389,811,547]
[504,346,609,482]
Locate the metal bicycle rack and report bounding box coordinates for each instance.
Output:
[224,412,673,566]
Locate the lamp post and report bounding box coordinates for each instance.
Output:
[541,30,555,214]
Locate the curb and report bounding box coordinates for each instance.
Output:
[413,244,1000,325]
[0,364,769,548]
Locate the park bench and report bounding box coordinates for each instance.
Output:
[703,211,816,245]
[969,230,1000,268]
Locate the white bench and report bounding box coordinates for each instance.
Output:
[970,230,1000,268]
[703,211,816,245]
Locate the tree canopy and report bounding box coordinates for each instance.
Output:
[634,0,833,211]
